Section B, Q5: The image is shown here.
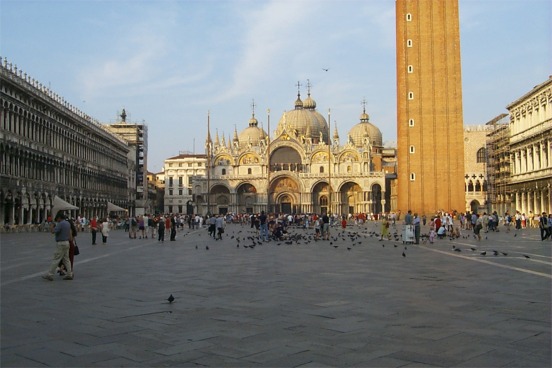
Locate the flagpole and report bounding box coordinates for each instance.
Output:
[267,108,271,214]
[328,108,331,217]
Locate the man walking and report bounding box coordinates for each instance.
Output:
[259,211,268,242]
[540,212,550,241]
[90,216,97,245]
[42,213,73,281]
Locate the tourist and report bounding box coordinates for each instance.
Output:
[100,218,110,244]
[90,216,98,245]
[259,211,268,242]
[540,212,550,241]
[42,213,73,281]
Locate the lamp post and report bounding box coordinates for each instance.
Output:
[206,111,212,216]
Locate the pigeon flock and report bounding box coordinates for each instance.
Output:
[163,221,532,303]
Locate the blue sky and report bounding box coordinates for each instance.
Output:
[1,0,550,172]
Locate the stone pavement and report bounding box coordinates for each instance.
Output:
[1,222,551,367]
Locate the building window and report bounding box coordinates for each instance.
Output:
[248,168,252,175]
[409,119,414,127]
[410,173,415,181]
[407,39,413,47]
[178,176,183,185]
[407,65,413,73]
[320,166,325,174]
[221,168,226,175]
[476,147,486,163]
[169,189,173,195]
[406,13,412,21]
[169,177,173,186]
[408,92,414,100]
[178,189,183,195]
[409,145,415,153]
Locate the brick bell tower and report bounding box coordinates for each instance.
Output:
[396,0,466,216]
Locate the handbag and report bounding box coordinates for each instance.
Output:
[74,241,80,256]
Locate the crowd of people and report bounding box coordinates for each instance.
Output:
[41,208,551,281]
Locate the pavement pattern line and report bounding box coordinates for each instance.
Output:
[421,246,552,279]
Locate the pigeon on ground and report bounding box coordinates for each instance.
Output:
[523,255,530,259]
[480,251,486,256]
[167,294,175,303]
[402,252,406,257]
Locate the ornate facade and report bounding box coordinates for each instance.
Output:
[464,125,493,213]
[193,89,392,216]
[0,57,130,230]
[396,0,465,215]
[507,76,552,215]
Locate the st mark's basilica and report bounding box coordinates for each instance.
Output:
[192,84,395,217]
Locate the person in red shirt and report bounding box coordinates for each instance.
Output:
[90,217,98,245]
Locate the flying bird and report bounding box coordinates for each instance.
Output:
[322,68,329,71]
[167,294,175,303]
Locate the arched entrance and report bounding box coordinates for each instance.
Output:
[236,183,257,214]
[312,181,331,215]
[470,200,480,214]
[339,182,362,215]
[210,185,230,215]
[270,176,299,214]
[371,184,382,215]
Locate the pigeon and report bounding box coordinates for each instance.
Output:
[206,245,209,250]
[402,252,406,257]
[523,255,530,259]
[333,245,338,248]
[195,245,198,249]
[470,247,477,251]
[501,252,508,256]
[492,250,499,256]
[167,294,175,303]
[514,233,517,237]
[454,248,462,252]
[347,247,351,251]
[480,251,486,256]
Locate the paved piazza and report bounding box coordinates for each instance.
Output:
[1,222,551,367]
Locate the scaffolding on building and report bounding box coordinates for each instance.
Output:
[486,113,511,215]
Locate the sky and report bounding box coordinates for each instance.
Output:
[1,0,550,173]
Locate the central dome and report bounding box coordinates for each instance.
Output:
[276,92,329,142]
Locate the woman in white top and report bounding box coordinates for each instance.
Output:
[100,219,110,244]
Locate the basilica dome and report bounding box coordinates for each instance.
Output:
[347,110,383,147]
[238,114,266,148]
[276,93,329,142]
